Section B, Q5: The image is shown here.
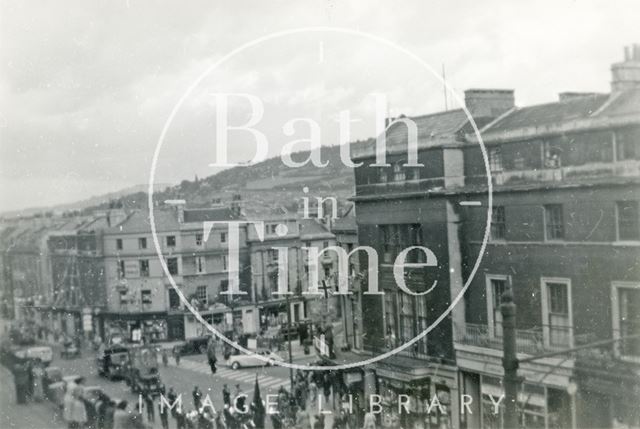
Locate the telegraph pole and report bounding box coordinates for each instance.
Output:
[501,287,519,429]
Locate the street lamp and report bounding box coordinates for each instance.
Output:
[500,287,519,429]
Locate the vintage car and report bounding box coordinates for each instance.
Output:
[25,346,53,366]
[96,345,130,380]
[226,349,284,370]
[124,345,163,396]
[172,336,210,356]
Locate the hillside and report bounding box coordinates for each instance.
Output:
[82,143,365,216]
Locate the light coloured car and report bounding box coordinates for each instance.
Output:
[26,346,53,365]
[226,349,284,370]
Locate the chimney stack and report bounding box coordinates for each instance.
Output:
[611,44,640,92]
[165,199,186,223]
[464,89,515,118]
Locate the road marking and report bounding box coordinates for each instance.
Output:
[459,201,482,206]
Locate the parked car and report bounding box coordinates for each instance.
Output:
[25,346,53,366]
[226,349,284,370]
[96,345,129,380]
[172,336,210,356]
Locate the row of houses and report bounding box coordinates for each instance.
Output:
[0,195,357,346]
[319,45,639,429]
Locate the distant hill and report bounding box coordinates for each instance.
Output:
[4,143,364,218]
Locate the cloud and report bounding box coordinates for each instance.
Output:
[1,0,639,211]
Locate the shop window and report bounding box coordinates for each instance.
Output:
[490,206,506,240]
[544,204,564,240]
[542,278,572,347]
[616,200,640,241]
[138,237,147,249]
[166,257,178,275]
[166,235,176,248]
[139,260,149,277]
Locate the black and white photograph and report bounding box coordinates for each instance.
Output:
[0,1,639,428]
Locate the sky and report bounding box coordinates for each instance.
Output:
[1,0,638,212]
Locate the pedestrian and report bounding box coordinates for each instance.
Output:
[173,348,181,366]
[12,358,29,405]
[162,349,169,367]
[362,411,376,429]
[192,386,202,410]
[234,384,245,413]
[222,384,230,406]
[144,392,155,423]
[31,359,45,402]
[112,401,129,429]
[167,387,178,418]
[206,339,217,374]
[71,384,88,429]
[159,400,169,429]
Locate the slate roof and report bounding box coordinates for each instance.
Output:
[183,207,240,223]
[106,210,180,234]
[298,219,334,240]
[350,109,469,160]
[484,94,610,132]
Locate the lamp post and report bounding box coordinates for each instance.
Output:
[285,291,294,390]
[501,287,519,429]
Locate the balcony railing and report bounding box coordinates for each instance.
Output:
[455,322,584,356]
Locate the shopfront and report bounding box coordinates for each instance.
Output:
[102,312,168,344]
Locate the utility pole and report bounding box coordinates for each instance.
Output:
[285,290,293,390]
[501,287,519,429]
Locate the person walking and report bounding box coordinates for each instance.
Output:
[158,400,169,429]
[206,339,217,374]
[162,349,169,367]
[222,384,230,407]
[173,348,181,366]
[112,401,129,429]
[192,386,202,410]
[144,392,155,423]
[12,358,29,404]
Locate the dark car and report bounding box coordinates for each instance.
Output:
[172,336,210,356]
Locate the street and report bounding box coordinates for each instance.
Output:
[1,343,317,429]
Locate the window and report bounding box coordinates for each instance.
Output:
[542,279,572,347]
[379,168,388,183]
[118,260,126,278]
[116,239,123,251]
[166,235,176,247]
[138,237,147,249]
[543,141,562,168]
[195,233,203,246]
[490,206,506,240]
[267,249,278,265]
[119,290,128,305]
[393,162,406,181]
[544,204,564,240]
[196,256,206,274]
[615,127,640,161]
[166,257,178,275]
[139,260,149,277]
[617,201,640,241]
[196,285,207,305]
[384,292,397,347]
[612,283,640,360]
[141,290,152,309]
[168,288,180,310]
[379,224,424,263]
[220,232,227,243]
[222,255,228,271]
[489,147,503,172]
[408,167,420,181]
[486,276,508,338]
